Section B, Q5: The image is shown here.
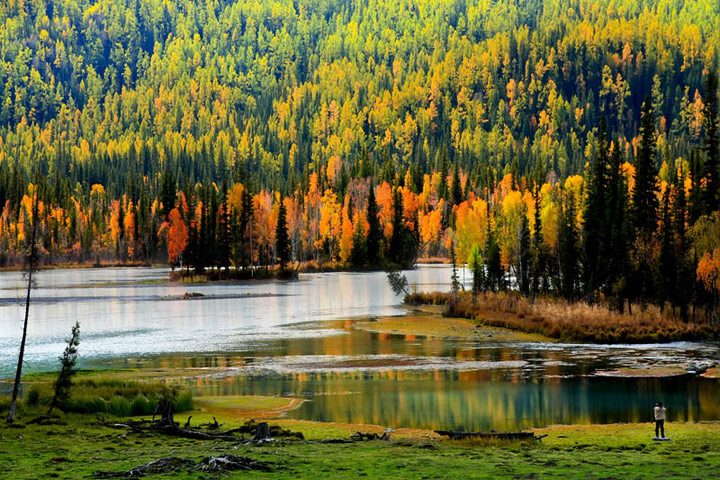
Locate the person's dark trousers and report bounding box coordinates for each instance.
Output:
[655,420,665,437]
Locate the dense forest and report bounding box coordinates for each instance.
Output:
[0,0,719,319]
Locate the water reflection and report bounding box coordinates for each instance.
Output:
[0,266,454,375]
[1,265,718,431]
[109,328,720,431]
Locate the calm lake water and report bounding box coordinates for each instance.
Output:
[1,266,718,431]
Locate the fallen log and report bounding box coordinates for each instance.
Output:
[95,454,272,478]
[435,430,540,441]
[350,431,391,441]
[95,457,195,478]
[106,417,304,443]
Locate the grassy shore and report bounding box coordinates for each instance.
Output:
[1,399,718,479]
[3,363,719,478]
[406,291,720,343]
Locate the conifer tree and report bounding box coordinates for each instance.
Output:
[671,174,693,320]
[366,184,383,266]
[275,196,290,269]
[631,96,660,306]
[631,97,659,237]
[583,121,610,298]
[656,186,676,311]
[451,163,463,207]
[450,241,461,295]
[605,142,631,312]
[49,322,81,412]
[239,188,255,269]
[558,193,580,301]
[159,169,177,220]
[438,151,449,201]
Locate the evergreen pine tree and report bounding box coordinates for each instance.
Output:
[671,177,691,320]
[450,241,461,295]
[530,186,549,296]
[49,322,81,412]
[239,188,255,269]
[450,163,463,206]
[631,96,660,306]
[159,169,176,220]
[558,192,580,301]
[655,186,676,311]
[366,184,383,266]
[438,152,449,201]
[631,96,659,237]
[583,120,610,299]
[605,142,631,312]
[275,196,290,269]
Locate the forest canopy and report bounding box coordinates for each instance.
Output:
[0,0,720,320]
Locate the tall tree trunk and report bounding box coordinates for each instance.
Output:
[7,191,39,422]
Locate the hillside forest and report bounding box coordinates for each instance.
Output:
[0,0,719,319]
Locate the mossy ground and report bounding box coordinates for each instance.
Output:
[1,399,719,479]
[352,308,557,343]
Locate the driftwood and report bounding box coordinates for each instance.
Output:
[95,457,194,478]
[351,431,391,441]
[197,417,224,430]
[198,453,273,472]
[435,430,543,441]
[108,411,303,443]
[95,454,272,478]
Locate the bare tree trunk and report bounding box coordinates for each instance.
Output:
[7,191,39,422]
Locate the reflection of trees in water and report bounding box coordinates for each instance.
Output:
[111,331,720,431]
[179,368,718,432]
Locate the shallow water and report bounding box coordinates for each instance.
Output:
[1,266,718,431]
[0,266,455,374]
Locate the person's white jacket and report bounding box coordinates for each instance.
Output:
[654,406,666,420]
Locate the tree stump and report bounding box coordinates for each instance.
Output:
[251,422,272,442]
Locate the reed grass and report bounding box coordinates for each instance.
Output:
[406,291,720,343]
[25,379,194,416]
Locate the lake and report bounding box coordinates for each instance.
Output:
[1,265,718,431]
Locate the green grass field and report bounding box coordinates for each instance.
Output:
[1,402,718,479]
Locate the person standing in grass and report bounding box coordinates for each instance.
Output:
[653,401,666,438]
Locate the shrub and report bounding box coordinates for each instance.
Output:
[26,387,40,406]
[129,395,152,416]
[174,392,194,413]
[66,396,107,414]
[107,396,131,417]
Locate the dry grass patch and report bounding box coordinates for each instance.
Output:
[406,291,720,343]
